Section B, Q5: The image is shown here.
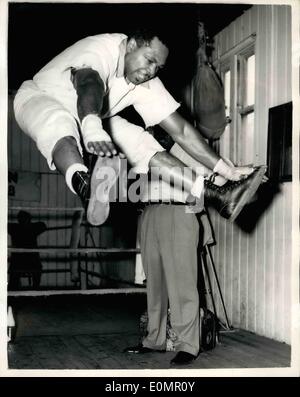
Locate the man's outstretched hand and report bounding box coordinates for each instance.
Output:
[228,165,255,181]
[87,141,126,158]
[214,159,268,182]
[229,165,268,183]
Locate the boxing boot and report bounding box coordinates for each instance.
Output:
[72,170,90,203]
[72,155,121,226]
[204,165,267,222]
[89,156,121,226]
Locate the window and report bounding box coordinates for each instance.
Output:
[219,68,231,160]
[214,35,256,165]
[237,52,255,165]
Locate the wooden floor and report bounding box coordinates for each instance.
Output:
[7,294,291,370]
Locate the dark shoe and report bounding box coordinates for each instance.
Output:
[170,351,196,365]
[123,344,157,354]
[72,170,90,202]
[87,156,120,226]
[204,165,267,222]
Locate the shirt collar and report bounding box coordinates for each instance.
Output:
[116,38,150,89]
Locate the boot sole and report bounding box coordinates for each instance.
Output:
[229,165,267,222]
[87,156,121,226]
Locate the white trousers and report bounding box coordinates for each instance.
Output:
[14,80,164,173]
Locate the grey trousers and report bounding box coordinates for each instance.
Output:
[140,204,200,356]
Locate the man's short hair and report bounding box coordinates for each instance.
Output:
[127,27,169,49]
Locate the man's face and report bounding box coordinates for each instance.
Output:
[124,36,169,85]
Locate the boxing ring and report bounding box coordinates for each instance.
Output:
[7,205,232,346]
[7,206,146,298]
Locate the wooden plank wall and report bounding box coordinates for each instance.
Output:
[7,94,136,288]
[210,5,292,343]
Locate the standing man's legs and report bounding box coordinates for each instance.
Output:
[140,206,169,351]
[126,204,201,361]
[158,205,200,357]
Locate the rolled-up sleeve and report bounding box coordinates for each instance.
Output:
[69,40,115,88]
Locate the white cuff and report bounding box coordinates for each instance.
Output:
[81,114,112,149]
[213,158,232,179]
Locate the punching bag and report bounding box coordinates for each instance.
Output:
[192,24,227,140]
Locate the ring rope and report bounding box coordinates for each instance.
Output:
[8,247,140,253]
[8,206,84,212]
[8,287,146,297]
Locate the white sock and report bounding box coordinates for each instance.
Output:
[65,163,89,194]
[190,175,204,198]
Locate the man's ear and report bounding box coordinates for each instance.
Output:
[126,38,138,53]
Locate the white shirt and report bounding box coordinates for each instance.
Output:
[33,33,180,126]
